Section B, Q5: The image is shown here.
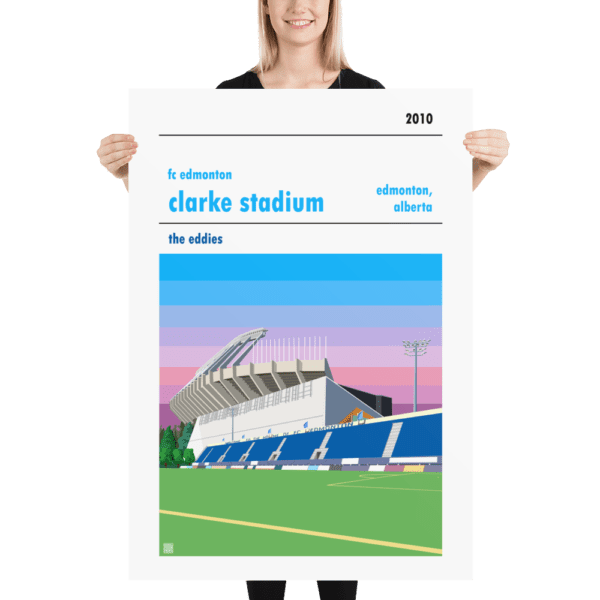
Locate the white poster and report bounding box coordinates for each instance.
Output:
[129,89,472,580]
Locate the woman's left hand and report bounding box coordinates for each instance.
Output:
[464,129,509,171]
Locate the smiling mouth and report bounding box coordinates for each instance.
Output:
[286,20,314,29]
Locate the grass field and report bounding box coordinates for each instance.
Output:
[159,469,442,556]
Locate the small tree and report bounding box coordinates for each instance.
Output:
[160,426,176,453]
[160,447,173,467]
[183,448,195,465]
[178,422,194,451]
[172,448,183,467]
[172,421,184,447]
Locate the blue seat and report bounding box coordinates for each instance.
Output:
[391,413,442,457]
[325,421,393,459]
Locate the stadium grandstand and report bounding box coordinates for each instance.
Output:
[168,329,442,471]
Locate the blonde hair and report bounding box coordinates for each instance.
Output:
[251,0,351,74]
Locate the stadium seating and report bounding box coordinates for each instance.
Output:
[196,411,442,465]
[324,420,393,459]
[390,413,442,457]
[278,430,330,461]
[196,446,215,462]
[246,437,285,461]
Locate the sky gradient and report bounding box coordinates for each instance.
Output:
[159,254,442,429]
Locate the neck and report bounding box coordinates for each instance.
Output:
[273,38,328,85]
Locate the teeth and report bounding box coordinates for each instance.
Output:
[290,20,311,25]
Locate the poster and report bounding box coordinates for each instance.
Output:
[129,90,472,580]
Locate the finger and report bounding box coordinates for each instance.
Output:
[100,148,136,167]
[100,133,134,147]
[463,137,509,149]
[465,145,507,158]
[107,154,133,174]
[465,129,507,140]
[97,140,138,158]
[100,133,134,146]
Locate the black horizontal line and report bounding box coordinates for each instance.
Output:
[160,222,442,225]
[159,134,443,137]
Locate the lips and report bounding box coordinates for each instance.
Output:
[286,19,314,29]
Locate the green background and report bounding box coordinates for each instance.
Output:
[3,0,580,600]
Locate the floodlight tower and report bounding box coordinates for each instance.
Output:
[403,339,431,412]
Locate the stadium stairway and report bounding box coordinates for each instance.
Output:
[382,423,403,457]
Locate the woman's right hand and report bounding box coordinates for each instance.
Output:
[97,134,137,181]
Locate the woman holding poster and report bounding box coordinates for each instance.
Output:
[100,1,508,599]
[97,0,509,195]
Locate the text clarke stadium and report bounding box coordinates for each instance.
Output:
[168,190,324,213]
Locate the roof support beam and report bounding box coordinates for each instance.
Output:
[270,361,286,391]
[232,365,260,400]
[193,378,217,412]
[294,358,307,384]
[248,363,270,396]
[201,373,229,410]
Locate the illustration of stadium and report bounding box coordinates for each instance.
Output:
[169,328,441,474]
[162,253,444,556]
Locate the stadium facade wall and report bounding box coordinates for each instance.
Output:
[187,376,383,458]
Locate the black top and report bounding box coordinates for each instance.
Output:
[217,69,384,89]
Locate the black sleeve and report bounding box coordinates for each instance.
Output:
[216,73,245,90]
[216,72,262,89]
[339,69,385,89]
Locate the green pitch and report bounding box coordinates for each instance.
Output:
[159,469,442,556]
